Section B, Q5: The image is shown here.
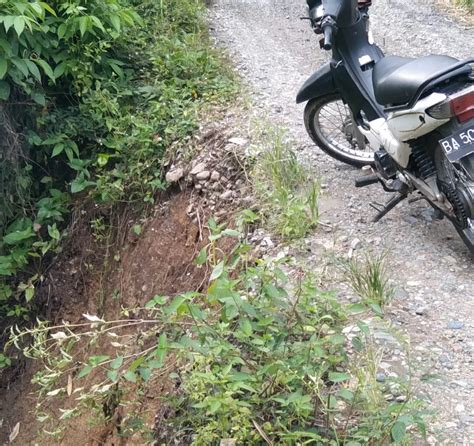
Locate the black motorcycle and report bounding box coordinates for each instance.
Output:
[298,0,474,254]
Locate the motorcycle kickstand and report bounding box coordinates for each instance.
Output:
[370,193,407,222]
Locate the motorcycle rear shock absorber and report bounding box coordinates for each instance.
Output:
[410,138,437,180]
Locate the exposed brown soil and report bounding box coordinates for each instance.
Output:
[0,189,230,445]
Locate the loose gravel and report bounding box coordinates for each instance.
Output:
[209,1,474,444]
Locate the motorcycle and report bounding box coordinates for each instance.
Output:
[297,0,474,254]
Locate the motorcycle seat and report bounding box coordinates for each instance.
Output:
[372,55,464,107]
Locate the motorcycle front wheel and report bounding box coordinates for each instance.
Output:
[304,93,375,168]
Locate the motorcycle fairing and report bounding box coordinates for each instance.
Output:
[296,63,335,104]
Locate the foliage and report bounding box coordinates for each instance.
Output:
[341,251,394,312]
[0,0,235,320]
[252,127,320,240]
[10,224,426,444]
[457,0,473,11]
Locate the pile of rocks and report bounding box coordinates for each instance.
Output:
[165,132,252,218]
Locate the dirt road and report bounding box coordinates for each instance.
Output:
[209,1,474,443]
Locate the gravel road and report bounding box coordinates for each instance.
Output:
[209,1,474,444]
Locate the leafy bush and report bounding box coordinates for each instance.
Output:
[0,0,235,320]
[10,224,426,444]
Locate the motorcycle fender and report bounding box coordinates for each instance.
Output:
[296,63,336,104]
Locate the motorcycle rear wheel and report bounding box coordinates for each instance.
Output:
[304,93,375,168]
[434,148,474,256]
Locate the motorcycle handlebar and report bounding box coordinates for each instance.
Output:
[322,25,334,50]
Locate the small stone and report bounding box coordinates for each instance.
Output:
[376,373,386,383]
[415,307,427,316]
[261,237,274,248]
[210,170,221,182]
[190,162,207,175]
[228,137,248,146]
[455,403,465,413]
[460,415,474,424]
[447,321,465,330]
[165,168,184,183]
[196,170,210,181]
[394,288,409,300]
[220,190,233,201]
[350,238,361,250]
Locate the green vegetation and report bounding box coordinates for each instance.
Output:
[342,252,394,312]
[457,0,473,11]
[1,1,428,444]
[0,0,235,320]
[253,127,320,240]
[11,223,426,444]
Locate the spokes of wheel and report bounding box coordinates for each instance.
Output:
[314,99,373,161]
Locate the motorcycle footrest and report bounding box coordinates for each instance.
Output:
[355,174,379,188]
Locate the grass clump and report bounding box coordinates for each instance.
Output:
[254,127,320,240]
[342,251,394,311]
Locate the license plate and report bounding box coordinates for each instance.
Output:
[439,122,474,162]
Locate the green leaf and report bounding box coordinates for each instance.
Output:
[209,400,221,414]
[13,16,25,36]
[239,317,252,336]
[337,389,354,401]
[25,285,34,302]
[123,370,136,383]
[221,229,240,238]
[52,143,64,157]
[210,261,225,281]
[35,59,55,82]
[57,23,67,39]
[110,356,123,370]
[3,227,35,245]
[11,58,28,77]
[129,356,145,372]
[77,365,93,378]
[78,16,89,37]
[40,2,57,16]
[145,295,166,308]
[0,81,10,100]
[3,16,15,33]
[347,303,366,315]
[107,370,118,382]
[391,421,407,443]
[369,303,384,317]
[165,295,187,316]
[53,62,66,79]
[90,16,105,33]
[110,15,121,32]
[0,59,7,79]
[25,60,41,82]
[328,334,346,345]
[89,355,110,366]
[195,247,207,266]
[31,91,46,106]
[139,367,152,382]
[48,224,60,240]
[328,372,350,383]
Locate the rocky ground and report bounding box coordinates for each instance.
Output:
[209,1,474,444]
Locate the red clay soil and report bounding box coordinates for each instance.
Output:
[0,190,215,445]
